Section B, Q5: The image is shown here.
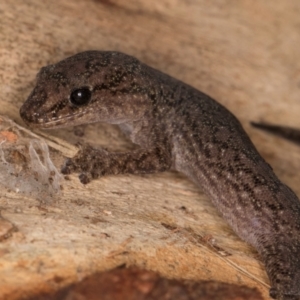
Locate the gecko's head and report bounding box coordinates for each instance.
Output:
[20,51,149,129]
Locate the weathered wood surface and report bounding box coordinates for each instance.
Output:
[0,1,300,299]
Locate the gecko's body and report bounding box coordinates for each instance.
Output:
[20,51,300,299]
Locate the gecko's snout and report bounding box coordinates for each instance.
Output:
[19,100,42,127]
[19,102,29,123]
[20,102,30,123]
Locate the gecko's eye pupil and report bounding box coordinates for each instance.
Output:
[70,88,92,106]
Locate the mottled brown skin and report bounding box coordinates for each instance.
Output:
[20,51,300,299]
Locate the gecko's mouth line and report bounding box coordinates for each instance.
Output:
[33,111,86,129]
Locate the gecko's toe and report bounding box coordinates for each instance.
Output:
[61,158,76,174]
[269,288,278,299]
[79,172,92,184]
[61,165,71,175]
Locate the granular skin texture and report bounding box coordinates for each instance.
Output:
[20,51,300,299]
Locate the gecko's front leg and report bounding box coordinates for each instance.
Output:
[62,144,172,184]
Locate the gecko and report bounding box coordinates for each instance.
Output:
[19,51,300,300]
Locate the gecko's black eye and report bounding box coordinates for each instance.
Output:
[70,87,92,106]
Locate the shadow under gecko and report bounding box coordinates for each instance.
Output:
[20,51,300,300]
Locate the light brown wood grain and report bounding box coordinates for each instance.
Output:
[0,1,299,299]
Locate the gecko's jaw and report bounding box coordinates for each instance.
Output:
[20,115,73,129]
[33,115,80,129]
[20,102,86,129]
